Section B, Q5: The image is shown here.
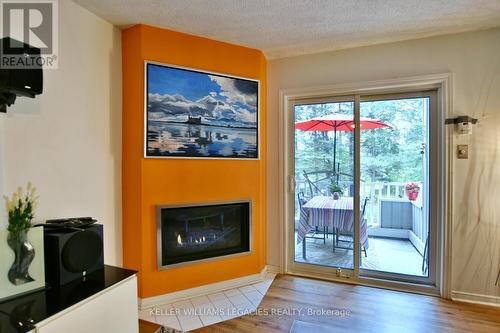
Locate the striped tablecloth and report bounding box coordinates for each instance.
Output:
[297,196,369,249]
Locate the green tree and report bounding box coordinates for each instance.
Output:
[295,98,425,192]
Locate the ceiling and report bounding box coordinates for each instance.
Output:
[74,0,500,59]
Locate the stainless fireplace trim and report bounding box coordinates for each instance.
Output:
[156,199,253,270]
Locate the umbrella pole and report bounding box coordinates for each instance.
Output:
[333,127,337,179]
[337,162,340,183]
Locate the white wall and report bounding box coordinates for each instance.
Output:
[0,117,6,230]
[0,0,122,265]
[267,28,500,302]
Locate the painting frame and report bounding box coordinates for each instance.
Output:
[144,61,260,160]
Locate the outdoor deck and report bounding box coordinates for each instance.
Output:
[295,181,428,277]
[294,233,425,276]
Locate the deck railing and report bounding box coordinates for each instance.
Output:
[361,182,404,225]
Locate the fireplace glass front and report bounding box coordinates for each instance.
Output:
[157,201,251,268]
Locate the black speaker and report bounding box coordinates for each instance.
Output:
[43,224,104,286]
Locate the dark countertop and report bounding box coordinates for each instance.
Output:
[0,265,137,333]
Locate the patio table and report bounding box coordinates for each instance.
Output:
[297,196,369,251]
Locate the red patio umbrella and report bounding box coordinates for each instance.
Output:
[295,113,390,179]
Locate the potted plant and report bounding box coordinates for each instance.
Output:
[405,182,420,201]
[329,181,344,200]
[3,182,39,285]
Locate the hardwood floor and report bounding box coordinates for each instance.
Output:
[193,274,500,332]
[139,319,162,333]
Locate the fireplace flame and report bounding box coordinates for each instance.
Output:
[177,234,183,245]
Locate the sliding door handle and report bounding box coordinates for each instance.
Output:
[289,175,296,193]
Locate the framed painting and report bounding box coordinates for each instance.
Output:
[144,61,259,159]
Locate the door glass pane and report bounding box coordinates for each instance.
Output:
[359,97,429,277]
[294,101,355,269]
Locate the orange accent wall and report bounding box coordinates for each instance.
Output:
[122,24,267,298]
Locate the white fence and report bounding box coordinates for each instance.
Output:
[360,182,407,226]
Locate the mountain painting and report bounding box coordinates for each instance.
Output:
[145,62,259,159]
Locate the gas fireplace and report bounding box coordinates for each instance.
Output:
[157,201,251,269]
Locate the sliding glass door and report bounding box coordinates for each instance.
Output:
[288,90,438,289]
[293,97,355,270]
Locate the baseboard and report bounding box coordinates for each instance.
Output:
[265,264,282,275]
[139,266,270,309]
[451,290,500,307]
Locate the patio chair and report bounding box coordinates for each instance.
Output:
[334,197,369,257]
[298,191,328,246]
[297,191,309,208]
[302,170,334,197]
[303,169,355,197]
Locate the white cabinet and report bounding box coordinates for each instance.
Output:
[35,275,138,333]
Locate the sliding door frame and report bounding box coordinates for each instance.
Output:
[278,74,452,298]
[357,90,438,287]
[287,95,357,275]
